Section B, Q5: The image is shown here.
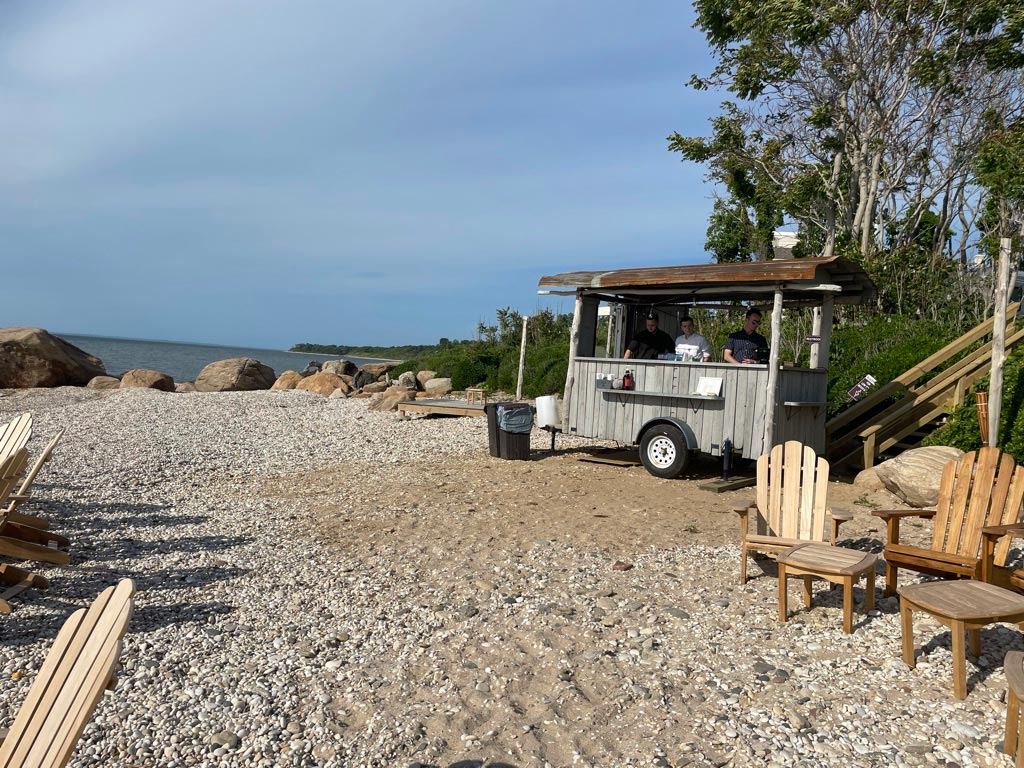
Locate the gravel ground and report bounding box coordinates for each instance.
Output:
[0,386,1018,768]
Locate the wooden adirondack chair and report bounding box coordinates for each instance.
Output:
[873,447,1024,597]
[734,440,852,584]
[0,452,69,566]
[0,579,134,767]
[3,428,66,529]
[0,414,32,466]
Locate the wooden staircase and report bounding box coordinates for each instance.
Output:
[826,303,1022,470]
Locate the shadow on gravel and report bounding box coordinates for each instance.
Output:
[74,533,251,564]
[916,624,1024,695]
[414,762,519,768]
[131,601,236,633]
[27,499,210,530]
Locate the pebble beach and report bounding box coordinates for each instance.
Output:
[0,386,1020,767]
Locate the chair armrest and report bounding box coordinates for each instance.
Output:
[982,524,1024,539]
[732,500,755,515]
[830,508,853,522]
[871,509,935,520]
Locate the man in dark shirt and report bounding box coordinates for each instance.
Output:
[624,312,675,360]
[724,307,768,364]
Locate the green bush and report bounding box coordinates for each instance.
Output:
[827,315,958,415]
[925,350,1024,464]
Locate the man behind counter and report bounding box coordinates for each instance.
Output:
[724,307,768,364]
[624,312,674,360]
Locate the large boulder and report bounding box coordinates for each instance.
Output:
[353,369,379,389]
[423,377,453,397]
[853,466,886,492]
[195,358,275,392]
[368,386,415,412]
[322,359,358,377]
[175,381,197,393]
[271,371,303,391]
[300,361,321,377]
[396,371,418,390]
[874,446,965,507]
[416,370,438,388]
[295,371,346,396]
[120,369,174,391]
[86,375,120,390]
[360,380,388,394]
[359,362,399,379]
[0,328,105,388]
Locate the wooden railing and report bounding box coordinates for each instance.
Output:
[826,303,1021,469]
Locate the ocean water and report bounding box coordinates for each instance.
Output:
[59,334,394,383]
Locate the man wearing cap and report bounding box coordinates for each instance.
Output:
[624,312,675,360]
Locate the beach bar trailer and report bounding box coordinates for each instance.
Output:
[538,257,876,478]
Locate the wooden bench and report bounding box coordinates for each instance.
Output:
[0,578,135,767]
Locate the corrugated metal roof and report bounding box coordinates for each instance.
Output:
[538,256,876,303]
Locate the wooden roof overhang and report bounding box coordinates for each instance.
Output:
[538,256,876,307]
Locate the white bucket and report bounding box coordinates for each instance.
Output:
[535,395,560,429]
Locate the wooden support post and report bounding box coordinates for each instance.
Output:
[515,315,529,401]
[605,308,612,358]
[763,288,784,450]
[562,292,583,433]
[990,237,1012,446]
[613,304,626,358]
[817,294,833,370]
[810,308,822,369]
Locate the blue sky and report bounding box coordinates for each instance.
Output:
[0,1,720,348]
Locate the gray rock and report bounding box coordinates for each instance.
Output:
[321,359,357,377]
[210,731,240,749]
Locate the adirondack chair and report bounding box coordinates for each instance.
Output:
[0,414,32,465]
[734,440,852,584]
[0,579,134,767]
[0,452,69,566]
[3,428,65,529]
[873,447,1024,597]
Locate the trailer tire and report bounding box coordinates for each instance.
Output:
[639,425,690,479]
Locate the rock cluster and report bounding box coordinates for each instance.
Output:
[268,360,451,410]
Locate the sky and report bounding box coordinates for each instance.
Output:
[0,1,721,349]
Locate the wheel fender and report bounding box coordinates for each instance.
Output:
[636,418,698,451]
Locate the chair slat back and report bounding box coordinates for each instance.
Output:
[756,440,830,542]
[0,414,32,465]
[0,579,135,768]
[930,447,1024,557]
[15,428,65,498]
[0,451,27,505]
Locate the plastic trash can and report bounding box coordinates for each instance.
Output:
[485,402,533,460]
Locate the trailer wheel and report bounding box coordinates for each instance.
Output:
[639,425,690,479]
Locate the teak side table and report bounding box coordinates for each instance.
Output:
[777,543,877,634]
[900,580,1024,699]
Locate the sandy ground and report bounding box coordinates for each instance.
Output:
[257,449,947,767]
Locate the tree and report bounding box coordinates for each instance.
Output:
[673,0,1024,304]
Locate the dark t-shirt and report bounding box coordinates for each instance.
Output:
[725,329,768,363]
[627,328,675,359]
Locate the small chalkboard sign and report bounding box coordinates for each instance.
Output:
[804,335,821,343]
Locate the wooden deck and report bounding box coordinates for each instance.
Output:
[398,399,487,418]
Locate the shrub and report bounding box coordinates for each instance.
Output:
[827,315,957,415]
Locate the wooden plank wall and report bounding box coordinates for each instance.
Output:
[774,369,828,454]
[568,359,773,458]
